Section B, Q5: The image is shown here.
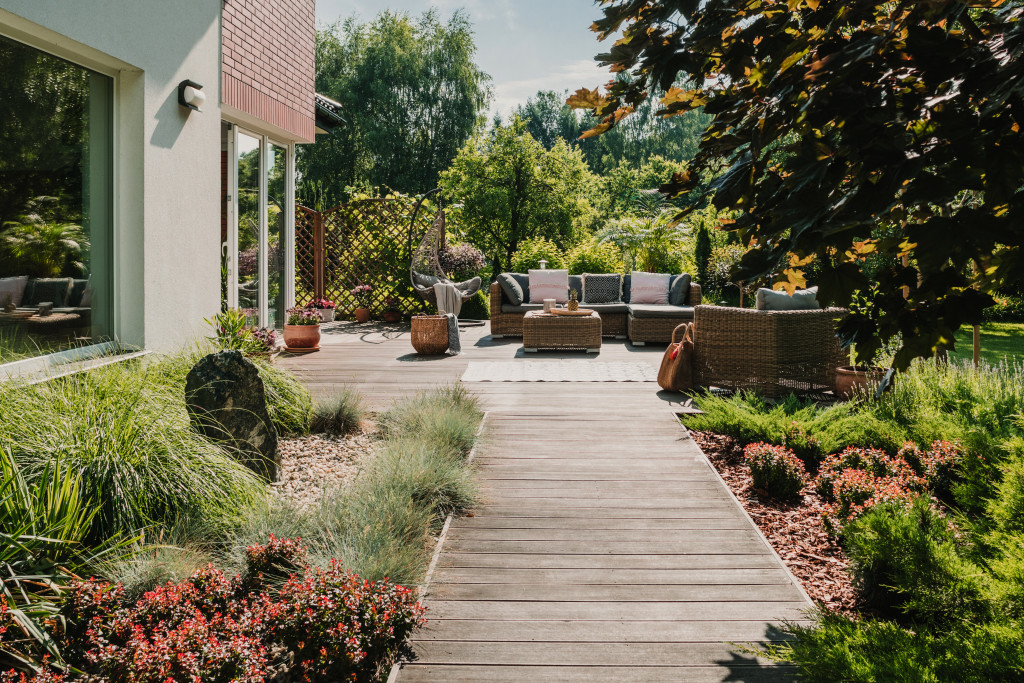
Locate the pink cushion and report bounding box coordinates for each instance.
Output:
[629,271,670,304]
[528,269,569,303]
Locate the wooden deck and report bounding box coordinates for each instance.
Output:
[277,321,811,682]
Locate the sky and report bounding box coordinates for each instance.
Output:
[315,0,614,118]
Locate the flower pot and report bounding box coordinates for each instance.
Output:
[383,311,401,323]
[318,308,335,323]
[835,365,884,400]
[354,307,371,323]
[283,324,320,349]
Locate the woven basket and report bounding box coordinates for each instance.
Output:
[411,315,450,355]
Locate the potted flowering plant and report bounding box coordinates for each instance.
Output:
[283,306,321,349]
[205,309,278,359]
[350,284,373,323]
[382,296,401,323]
[307,297,336,323]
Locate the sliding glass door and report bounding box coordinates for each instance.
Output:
[223,123,294,329]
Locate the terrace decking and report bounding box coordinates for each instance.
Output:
[277,322,811,682]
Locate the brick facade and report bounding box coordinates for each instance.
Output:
[221,0,315,142]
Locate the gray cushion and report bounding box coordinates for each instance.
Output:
[414,272,440,289]
[622,275,631,303]
[669,273,692,306]
[501,303,543,313]
[582,273,622,304]
[627,304,695,319]
[755,286,820,311]
[68,279,89,307]
[585,302,629,314]
[497,273,525,306]
[568,274,583,299]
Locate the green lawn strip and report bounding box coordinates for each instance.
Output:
[685,361,1024,681]
[949,321,1024,365]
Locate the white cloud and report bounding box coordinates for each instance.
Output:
[491,58,609,118]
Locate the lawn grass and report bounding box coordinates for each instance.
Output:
[949,321,1024,364]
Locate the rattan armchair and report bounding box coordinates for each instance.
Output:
[692,305,846,398]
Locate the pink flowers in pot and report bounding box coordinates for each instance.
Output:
[286,307,320,326]
[350,284,373,309]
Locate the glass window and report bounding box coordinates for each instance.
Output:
[235,132,261,325]
[267,143,287,329]
[0,34,113,364]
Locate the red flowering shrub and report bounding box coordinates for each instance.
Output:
[744,442,807,501]
[898,440,964,493]
[57,537,425,682]
[815,446,925,501]
[821,468,918,534]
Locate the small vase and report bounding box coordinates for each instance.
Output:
[383,311,401,323]
[354,307,371,323]
[318,308,335,323]
[835,365,884,399]
[283,324,320,349]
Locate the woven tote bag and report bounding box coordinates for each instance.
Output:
[657,322,695,391]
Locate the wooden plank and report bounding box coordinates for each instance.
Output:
[442,540,769,555]
[426,583,807,603]
[448,517,753,531]
[409,641,785,667]
[448,528,762,543]
[425,600,809,622]
[413,619,806,643]
[396,664,798,682]
[435,554,786,571]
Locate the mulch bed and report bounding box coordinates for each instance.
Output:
[691,430,860,616]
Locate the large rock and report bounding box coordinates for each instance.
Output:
[185,350,279,482]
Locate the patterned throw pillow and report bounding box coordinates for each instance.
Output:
[629,271,671,304]
[528,269,569,303]
[582,273,622,304]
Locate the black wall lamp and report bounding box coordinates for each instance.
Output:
[178,79,205,111]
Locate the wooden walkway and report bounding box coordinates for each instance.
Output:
[278,323,810,681]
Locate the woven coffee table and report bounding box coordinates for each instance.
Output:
[522,310,602,353]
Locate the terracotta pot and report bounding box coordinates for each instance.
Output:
[354,307,371,323]
[382,311,401,323]
[318,308,335,323]
[283,323,320,349]
[835,365,884,399]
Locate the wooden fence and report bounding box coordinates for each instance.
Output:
[295,198,437,316]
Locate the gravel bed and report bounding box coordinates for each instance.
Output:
[691,430,860,616]
[273,430,375,508]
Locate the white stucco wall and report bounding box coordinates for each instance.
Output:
[0,1,222,351]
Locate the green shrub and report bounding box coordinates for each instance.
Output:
[843,498,991,625]
[743,442,806,501]
[460,287,490,320]
[510,237,565,272]
[310,387,366,436]
[816,412,911,455]
[991,439,1024,535]
[378,385,482,457]
[566,238,623,274]
[772,611,1024,683]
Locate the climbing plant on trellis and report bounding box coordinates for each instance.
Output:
[294,197,438,316]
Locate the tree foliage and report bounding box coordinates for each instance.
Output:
[439,118,597,276]
[571,0,1024,366]
[297,10,491,204]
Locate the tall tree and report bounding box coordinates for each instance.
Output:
[571,0,1024,367]
[514,90,582,151]
[297,10,491,204]
[439,118,597,277]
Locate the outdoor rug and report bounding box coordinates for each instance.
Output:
[461,360,657,383]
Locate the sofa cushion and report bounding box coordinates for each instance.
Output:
[622,275,631,303]
[755,286,820,311]
[582,273,622,304]
[23,278,72,307]
[501,303,543,313]
[529,269,569,303]
[629,271,671,304]
[669,273,692,306]
[627,304,695,319]
[0,275,29,308]
[586,302,629,314]
[68,278,90,307]
[568,274,583,300]
[497,273,525,306]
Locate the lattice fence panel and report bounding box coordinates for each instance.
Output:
[294,198,438,316]
[294,206,319,305]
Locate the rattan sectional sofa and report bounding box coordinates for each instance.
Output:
[489,274,702,344]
